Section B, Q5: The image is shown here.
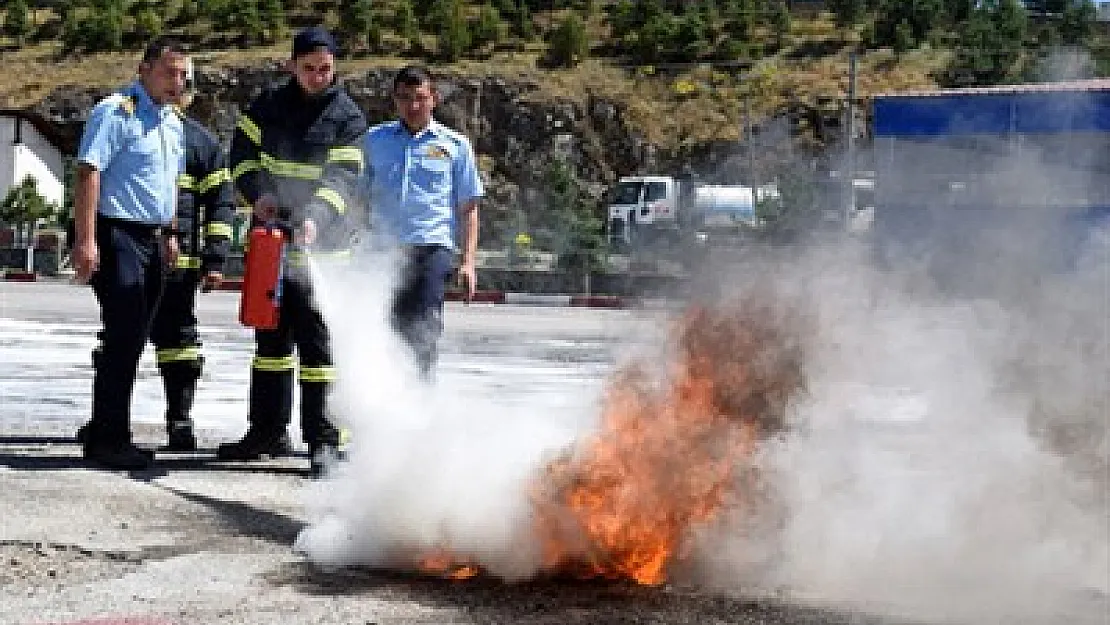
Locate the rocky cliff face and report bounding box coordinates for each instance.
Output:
[28,65,689,246]
[28,65,829,250]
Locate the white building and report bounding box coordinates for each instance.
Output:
[0,109,67,207]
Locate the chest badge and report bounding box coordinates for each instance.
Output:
[425,144,450,159]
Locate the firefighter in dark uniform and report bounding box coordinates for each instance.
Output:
[152,63,236,451]
[219,26,367,476]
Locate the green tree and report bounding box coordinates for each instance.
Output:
[675,2,710,60]
[61,0,126,52]
[470,3,503,48]
[414,0,437,27]
[0,175,57,249]
[224,0,265,43]
[893,18,914,54]
[257,0,285,41]
[437,0,470,61]
[769,0,790,47]
[514,0,535,39]
[546,11,589,67]
[1059,0,1096,44]
[494,0,517,19]
[943,0,975,23]
[873,0,946,49]
[946,0,1028,85]
[4,0,32,45]
[826,0,868,28]
[722,0,756,40]
[177,0,201,23]
[393,0,420,48]
[338,0,375,51]
[132,7,164,41]
[542,160,604,277]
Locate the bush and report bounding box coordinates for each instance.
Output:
[4,0,31,45]
[546,11,589,67]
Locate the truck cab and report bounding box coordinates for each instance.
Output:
[607,176,681,247]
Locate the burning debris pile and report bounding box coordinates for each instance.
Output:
[528,298,807,585]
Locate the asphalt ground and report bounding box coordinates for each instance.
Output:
[0,281,1102,625]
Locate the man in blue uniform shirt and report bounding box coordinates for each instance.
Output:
[364,65,483,377]
[73,37,189,470]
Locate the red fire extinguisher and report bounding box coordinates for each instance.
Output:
[239,226,285,329]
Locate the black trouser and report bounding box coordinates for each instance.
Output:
[392,245,454,376]
[247,262,337,446]
[86,216,166,447]
[149,268,203,430]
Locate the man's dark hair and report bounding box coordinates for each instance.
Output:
[141,36,188,65]
[393,65,436,91]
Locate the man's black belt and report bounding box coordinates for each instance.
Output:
[97,214,168,237]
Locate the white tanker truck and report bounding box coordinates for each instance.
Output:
[606,175,777,249]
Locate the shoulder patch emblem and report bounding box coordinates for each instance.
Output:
[118,96,136,115]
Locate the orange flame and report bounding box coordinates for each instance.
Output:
[409,300,804,586]
[532,301,804,585]
[417,549,481,580]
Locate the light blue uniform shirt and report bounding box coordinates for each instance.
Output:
[77,80,184,226]
[363,120,483,249]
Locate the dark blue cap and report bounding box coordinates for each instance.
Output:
[292,26,338,58]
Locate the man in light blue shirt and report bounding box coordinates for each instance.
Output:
[72,37,189,470]
[364,65,483,376]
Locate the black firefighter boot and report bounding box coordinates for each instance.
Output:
[301,380,345,478]
[217,368,294,460]
[159,359,201,452]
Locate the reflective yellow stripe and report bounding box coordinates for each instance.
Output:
[232,160,261,180]
[178,173,197,190]
[176,255,202,270]
[252,355,295,371]
[156,347,201,363]
[205,222,233,237]
[260,153,322,180]
[233,154,323,181]
[299,366,336,383]
[287,248,352,267]
[314,187,346,214]
[197,168,231,193]
[327,146,363,167]
[237,115,262,145]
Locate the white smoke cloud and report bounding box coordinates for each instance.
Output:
[294,140,1107,625]
[293,250,601,581]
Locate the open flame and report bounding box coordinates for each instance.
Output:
[532,302,804,585]
[414,298,805,585]
[417,549,481,580]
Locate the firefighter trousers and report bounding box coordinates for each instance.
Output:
[149,268,203,432]
[247,264,338,446]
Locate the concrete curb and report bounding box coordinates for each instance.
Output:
[2,270,37,282]
[213,280,633,308]
[4,274,638,308]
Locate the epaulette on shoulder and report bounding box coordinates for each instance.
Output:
[108,94,137,116]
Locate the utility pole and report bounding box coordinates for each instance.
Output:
[843,50,858,228]
[745,91,756,189]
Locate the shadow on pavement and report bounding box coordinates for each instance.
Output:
[149,484,307,546]
[0,434,308,478]
[262,561,923,625]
